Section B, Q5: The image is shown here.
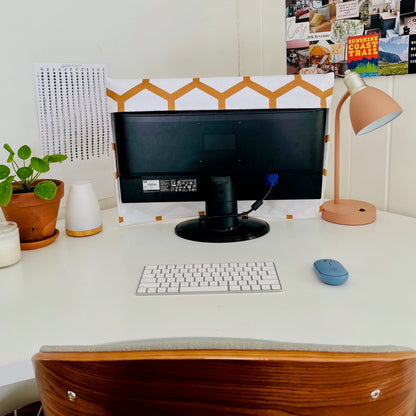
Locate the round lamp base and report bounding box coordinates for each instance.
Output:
[322,199,376,225]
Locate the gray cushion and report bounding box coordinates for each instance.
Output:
[40,337,413,353]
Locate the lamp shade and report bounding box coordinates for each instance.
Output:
[349,87,403,135]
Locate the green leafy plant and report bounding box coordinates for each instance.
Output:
[0,144,67,207]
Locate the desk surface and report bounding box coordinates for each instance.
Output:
[1,208,416,387]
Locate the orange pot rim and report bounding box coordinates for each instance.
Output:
[7,179,64,207]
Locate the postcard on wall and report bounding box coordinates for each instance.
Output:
[285,0,415,78]
[347,34,379,76]
[336,0,359,19]
[379,35,409,74]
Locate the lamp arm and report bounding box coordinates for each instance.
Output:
[333,91,350,204]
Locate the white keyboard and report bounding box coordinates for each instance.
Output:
[136,262,282,296]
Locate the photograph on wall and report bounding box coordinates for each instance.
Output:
[379,35,409,74]
[286,0,415,77]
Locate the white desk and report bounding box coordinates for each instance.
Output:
[1,208,416,410]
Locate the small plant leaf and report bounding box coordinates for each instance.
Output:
[34,180,57,200]
[0,164,10,180]
[0,180,13,207]
[17,145,31,160]
[3,143,14,154]
[16,166,33,180]
[30,157,50,173]
[47,154,68,163]
[3,144,15,163]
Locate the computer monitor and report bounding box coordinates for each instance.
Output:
[111,108,327,243]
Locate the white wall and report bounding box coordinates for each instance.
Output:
[1,0,415,220]
[0,0,240,153]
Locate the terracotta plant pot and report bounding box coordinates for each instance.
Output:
[1,180,64,247]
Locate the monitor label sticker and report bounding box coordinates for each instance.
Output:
[169,179,197,192]
[142,180,160,192]
[142,179,197,193]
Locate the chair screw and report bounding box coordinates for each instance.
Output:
[67,390,77,402]
[370,389,381,399]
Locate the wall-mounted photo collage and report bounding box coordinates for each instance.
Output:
[286,0,416,77]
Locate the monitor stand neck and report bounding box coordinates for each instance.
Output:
[204,176,239,232]
[175,176,270,243]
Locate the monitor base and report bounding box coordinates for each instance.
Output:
[175,217,270,243]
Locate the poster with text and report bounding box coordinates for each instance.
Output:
[348,34,379,76]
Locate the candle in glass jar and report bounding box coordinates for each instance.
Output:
[0,221,21,267]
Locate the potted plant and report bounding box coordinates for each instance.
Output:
[0,143,67,249]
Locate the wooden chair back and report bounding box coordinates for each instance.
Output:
[33,347,416,415]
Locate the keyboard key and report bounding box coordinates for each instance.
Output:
[140,282,159,288]
[181,285,227,293]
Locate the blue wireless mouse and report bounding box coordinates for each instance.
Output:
[313,259,349,285]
